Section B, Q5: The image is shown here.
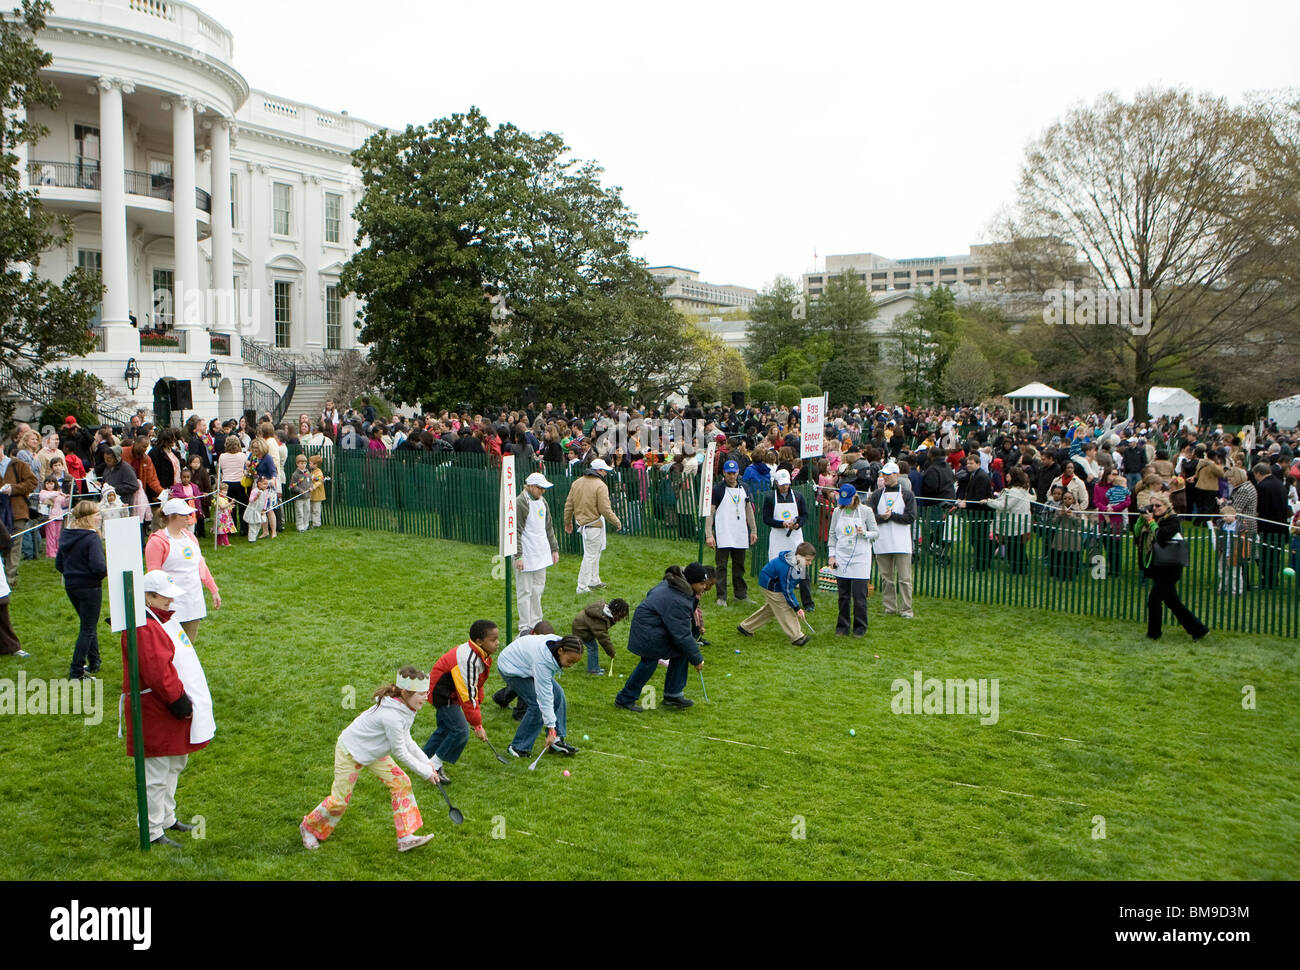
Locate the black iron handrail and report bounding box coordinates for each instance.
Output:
[30,160,210,212]
[0,357,136,427]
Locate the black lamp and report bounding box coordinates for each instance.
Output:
[201,358,222,392]
[124,357,140,394]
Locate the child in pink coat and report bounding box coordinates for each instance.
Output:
[39,476,70,558]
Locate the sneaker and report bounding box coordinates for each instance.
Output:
[507,745,530,759]
[698,637,711,646]
[736,624,754,637]
[397,833,434,852]
[13,650,30,658]
[151,834,182,848]
[435,768,451,785]
[716,598,728,608]
[86,662,102,674]
[587,667,606,676]
[791,635,810,646]
[661,694,694,709]
[300,822,320,850]
[575,586,592,595]
[167,820,195,833]
[591,582,608,589]
[899,612,914,619]
[614,698,644,713]
[549,740,578,756]
[803,603,816,613]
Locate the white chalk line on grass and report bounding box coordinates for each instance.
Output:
[1008,729,1086,744]
[895,858,979,878]
[585,748,675,770]
[637,722,798,755]
[938,779,1087,808]
[507,828,590,852]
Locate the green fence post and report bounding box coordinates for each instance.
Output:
[123,572,150,852]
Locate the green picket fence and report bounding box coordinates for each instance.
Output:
[284,447,1298,638]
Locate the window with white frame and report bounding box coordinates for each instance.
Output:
[324,192,342,244]
[74,124,99,188]
[273,182,292,236]
[274,280,292,348]
[78,249,103,324]
[152,268,175,328]
[230,172,239,228]
[325,284,341,349]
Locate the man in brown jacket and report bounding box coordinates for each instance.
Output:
[571,598,629,675]
[1,453,38,587]
[563,459,622,594]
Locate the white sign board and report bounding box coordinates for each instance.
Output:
[698,441,716,518]
[498,454,517,558]
[106,516,146,632]
[800,396,825,459]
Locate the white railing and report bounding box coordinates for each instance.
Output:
[263,98,299,119]
[51,1,236,62]
[129,0,174,21]
[316,113,346,131]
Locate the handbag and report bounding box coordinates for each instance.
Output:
[1151,533,1189,566]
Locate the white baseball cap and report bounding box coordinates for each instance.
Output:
[881,461,900,475]
[772,469,791,486]
[589,459,612,472]
[160,497,194,517]
[525,472,553,488]
[141,570,186,600]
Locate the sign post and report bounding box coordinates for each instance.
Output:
[697,441,716,564]
[106,516,150,851]
[800,396,825,460]
[499,455,517,644]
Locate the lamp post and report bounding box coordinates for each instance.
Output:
[124,357,140,394]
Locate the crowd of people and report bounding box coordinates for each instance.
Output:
[3,393,1299,851]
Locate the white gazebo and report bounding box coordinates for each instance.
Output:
[1006,382,1069,415]
[1268,394,1300,429]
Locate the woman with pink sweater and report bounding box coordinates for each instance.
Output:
[144,497,222,643]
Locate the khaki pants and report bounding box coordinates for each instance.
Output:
[739,587,804,642]
[143,754,189,841]
[877,553,913,616]
[516,567,547,632]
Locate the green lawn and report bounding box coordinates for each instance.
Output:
[1,527,1296,880]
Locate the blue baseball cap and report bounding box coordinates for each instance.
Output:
[838,483,857,506]
[723,460,739,473]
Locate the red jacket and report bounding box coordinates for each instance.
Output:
[121,608,210,757]
[427,641,492,730]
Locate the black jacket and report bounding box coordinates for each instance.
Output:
[626,568,703,665]
[921,460,956,501]
[761,488,808,531]
[55,526,107,589]
[1255,475,1288,534]
[965,469,993,504]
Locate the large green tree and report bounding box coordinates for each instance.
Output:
[809,269,880,372]
[743,275,806,372]
[1,0,101,386]
[890,285,961,405]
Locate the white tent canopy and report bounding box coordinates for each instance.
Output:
[1005,382,1069,414]
[1268,394,1300,429]
[1147,386,1200,426]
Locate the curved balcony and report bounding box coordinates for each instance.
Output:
[28,160,211,212]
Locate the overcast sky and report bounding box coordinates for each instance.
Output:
[199,0,1300,291]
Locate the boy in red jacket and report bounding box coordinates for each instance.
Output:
[122,570,214,848]
[421,619,500,782]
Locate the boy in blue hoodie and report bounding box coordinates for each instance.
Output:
[737,542,816,645]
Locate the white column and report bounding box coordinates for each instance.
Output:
[208,117,233,333]
[97,77,138,353]
[169,95,206,353]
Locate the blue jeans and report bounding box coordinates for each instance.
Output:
[504,674,566,752]
[1125,472,1142,493]
[584,639,603,673]
[421,703,470,764]
[616,652,689,706]
[65,584,102,677]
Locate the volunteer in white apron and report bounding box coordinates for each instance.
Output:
[828,483,879,637]
[144,497,222,643]
[120,570,215,848]
[762,469,813,610]
[704,459,757,606]
[868,461,917,618]
[515,472,559,634]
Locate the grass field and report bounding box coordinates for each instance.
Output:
[1,526,1296,880]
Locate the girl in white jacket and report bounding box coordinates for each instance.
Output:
[301,666,438,852]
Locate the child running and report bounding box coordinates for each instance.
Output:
[421,619,501,782]
[300,665,439,852]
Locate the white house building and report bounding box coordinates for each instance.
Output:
[10,0,383,427]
